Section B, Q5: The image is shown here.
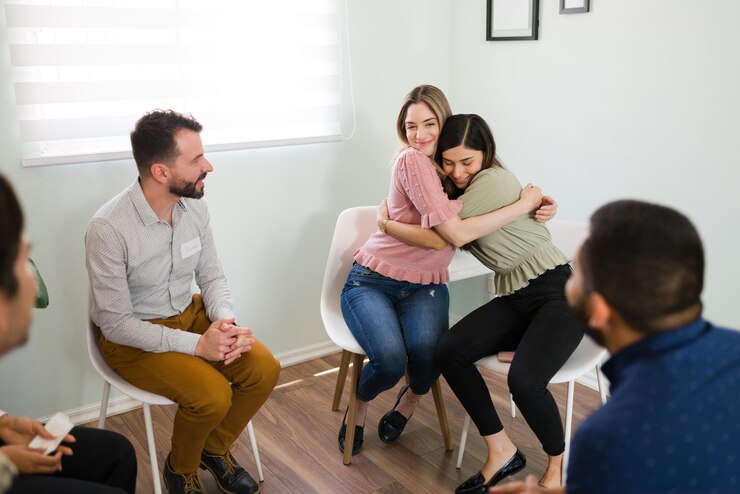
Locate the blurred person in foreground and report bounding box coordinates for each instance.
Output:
[0,173,136,494]
[491,199,740,494]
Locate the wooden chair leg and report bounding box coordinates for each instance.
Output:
[431,379,453,451]
[343,353,364,465]
[332,350,352,411]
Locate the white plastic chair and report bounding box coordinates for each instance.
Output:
[86,317,264,494]
[454,219,608,481]
[320,206,453,465]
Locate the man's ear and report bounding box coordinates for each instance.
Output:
[150,163,169,184]
[588,292,612,329]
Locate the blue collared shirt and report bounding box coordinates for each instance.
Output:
[567,318,740,494]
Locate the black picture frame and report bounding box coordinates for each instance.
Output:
[560,0,590,15]
[487,0,540,41]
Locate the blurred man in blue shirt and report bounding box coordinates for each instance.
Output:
[491,200,740,494]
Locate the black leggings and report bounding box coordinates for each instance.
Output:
[435,264,583,456]
[5,426,137,494]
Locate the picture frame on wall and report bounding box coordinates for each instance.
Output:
[487,0,540,41]
[560,0,590,14]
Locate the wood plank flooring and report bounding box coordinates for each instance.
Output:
[84,352,603,493]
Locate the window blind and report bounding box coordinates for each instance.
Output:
[3,0,347,167]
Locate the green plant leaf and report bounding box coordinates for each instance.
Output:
[29,258,49,309]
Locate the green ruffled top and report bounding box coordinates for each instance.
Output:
[459,168,569,296]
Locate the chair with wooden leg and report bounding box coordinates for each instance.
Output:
[320,206,453,465]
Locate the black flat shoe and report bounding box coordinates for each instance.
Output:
[378,384,412,443]
[455,449,526,494]
[338,408,364,455]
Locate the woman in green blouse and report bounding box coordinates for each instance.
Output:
[379,114,583,492]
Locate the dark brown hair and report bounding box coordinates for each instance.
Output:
[130,110,203,177]
[0,174,24,297]
[434,114,504,199]
[581,200,704,333]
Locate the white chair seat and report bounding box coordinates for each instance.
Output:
[474,336,604,385]
[320,308,364,355]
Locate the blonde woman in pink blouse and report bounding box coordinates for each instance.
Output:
[337,85,551,456]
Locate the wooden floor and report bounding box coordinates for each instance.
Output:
[85,352,603,493]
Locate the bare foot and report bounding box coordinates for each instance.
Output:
[538,460,563,488]
[395,389,421,419]
[480,443,518,481]
[354,400,369,427]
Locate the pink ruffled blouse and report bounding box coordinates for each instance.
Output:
[354,147,462,284]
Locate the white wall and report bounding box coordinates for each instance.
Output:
[0,0,451,417]
[2,0,737,418]
[448,0,740,327]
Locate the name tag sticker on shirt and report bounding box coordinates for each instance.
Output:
[181,236,202,259]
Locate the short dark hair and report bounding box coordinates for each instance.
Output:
[130,110,203,177]
[0,174,24,298]
[581,200,704,333]
[434,114,504,199]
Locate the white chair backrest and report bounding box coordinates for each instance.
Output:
[550,335,605,383]
[86,318,118,384]
[547,219,606,380]
[547,219,588,261]
[320,206,376,354]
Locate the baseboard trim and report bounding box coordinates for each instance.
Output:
[44,394,144,425]
[273,340,340,368]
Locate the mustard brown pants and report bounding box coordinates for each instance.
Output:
[100,295,280,473]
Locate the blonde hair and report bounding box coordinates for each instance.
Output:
[395,85,452,178]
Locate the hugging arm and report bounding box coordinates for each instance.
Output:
[380,184,548,249]
[433,183,542,247]
[377,198,448,250]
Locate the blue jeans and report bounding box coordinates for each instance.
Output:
[340,262,450,402]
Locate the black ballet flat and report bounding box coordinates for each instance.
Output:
[378,384,411,443]
[338,408,364,455]
[455,449,526,494]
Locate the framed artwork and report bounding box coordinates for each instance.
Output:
[560,0,590,14]
[487,0,540,41]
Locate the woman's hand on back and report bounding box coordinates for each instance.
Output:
[534,195,558,223]
[520,184,544,211]
[377,198,390,226]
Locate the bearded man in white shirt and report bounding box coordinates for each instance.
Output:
[86,110,280,494]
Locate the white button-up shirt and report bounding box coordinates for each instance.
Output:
[86,180,233,354]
